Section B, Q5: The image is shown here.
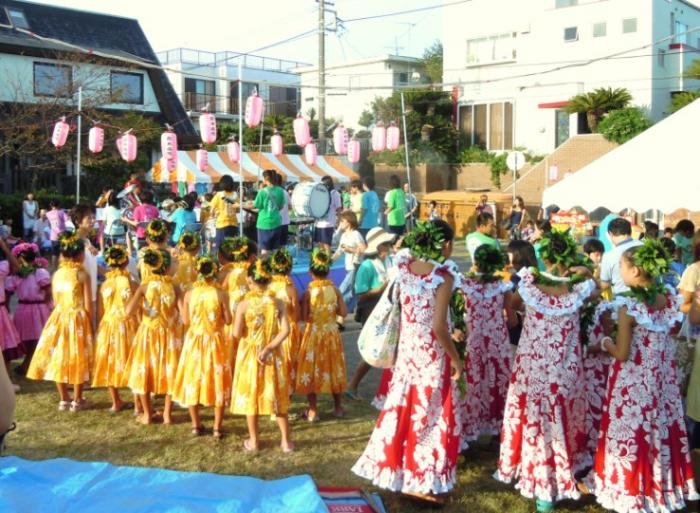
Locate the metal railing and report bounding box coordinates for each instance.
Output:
[183,92,217,112]
[157,48,310,73]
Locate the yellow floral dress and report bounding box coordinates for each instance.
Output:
[125,276,182,395]
[295,279,346,395]
[269,275,300,384]
[231,290,289,416]
[174,252,198,293]
[222,262,250,363]
[27,261,93,385]
[172,282,232,407]
[92,269,137,388]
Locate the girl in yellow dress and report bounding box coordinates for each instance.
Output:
[92,245,137,413]
[268,248,300,385]
[138,219,175,282]
[296,248,348,421]
[219,236,257,365]
[125,249,182,425]
[173,231,200,293]
[231,257,292,452]
[27,232,94,412]
[172,255,232,438]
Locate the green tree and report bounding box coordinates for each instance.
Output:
[684,59,700,80]
[597,107,652,145]
[421,41,443,84]
[358,110,374,129]
[669,90,700,114]
[566,87,632,133]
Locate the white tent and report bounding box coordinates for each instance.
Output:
[542,99,700,213]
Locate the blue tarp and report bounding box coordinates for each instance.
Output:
[0,457,328,513]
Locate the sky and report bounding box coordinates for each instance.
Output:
[30,0,445,65]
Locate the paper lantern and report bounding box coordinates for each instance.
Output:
[196,148,208,172]
[333,124,348,155]
[88,126,104,154]
[161,131,178,162]
[244,90,264,128]
[348,138,361,164]
[271,131,284,157]
[164,157,177,173]
[227,140,240,163]
[51,117,69,149]
[304,141,317,166]
[199,111,217,144]
[116,131,137,163]
[160,158,175,181]
[371,122,386,152]
[386,122,400,151]
[293,115,311,147]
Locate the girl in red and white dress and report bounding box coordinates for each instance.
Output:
[352,220,464,507]
[461,244,514,446]
[495,230,595,512]
[585,240,698,513]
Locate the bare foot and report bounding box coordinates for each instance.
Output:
[243,439,258,452]
[280,442,295,453]
[137,414,152,425]
[163,414,173,425]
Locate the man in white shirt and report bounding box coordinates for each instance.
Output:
[314,176,342,252]
[600,217,643,295]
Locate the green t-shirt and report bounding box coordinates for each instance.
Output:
[385,188,406,227]
[354,258,385,294]
[465,231,500,260]
[253,186,286,230]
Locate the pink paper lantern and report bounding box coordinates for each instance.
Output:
[227,140,240,163]
[386,122,400,151]
[371,122,386,152]
[51,117,69,149]
[333,124,348,155]
[199,111,217,144]
[161,131,178,162]
[271,131,284,156]
[88,126,104,154]
[116,131,137,163]
[196,149,208,172]
[293,115,311,147]
[304,141,317,166]
[244,90,264,128]
[347,139,361,164]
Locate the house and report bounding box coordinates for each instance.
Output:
[0,0,197,193]
[157,48,308,123]
[294,55,426,131]
[442,0,700,155]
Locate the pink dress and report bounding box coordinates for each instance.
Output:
[495,269,595,502]
[352,251,464,495]
[0,261,22,360]
[461,277,513,444]
[589,292,698,513]
[6,269,52,343]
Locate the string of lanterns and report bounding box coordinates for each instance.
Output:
[50,89,403,172]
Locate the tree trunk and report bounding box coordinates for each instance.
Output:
[586,111,599,133]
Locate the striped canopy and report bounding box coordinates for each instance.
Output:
[147,150,359,185]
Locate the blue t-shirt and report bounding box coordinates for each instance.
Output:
[598,214,618,252]
[169,209,197,244]
[360,191,380,230]
[355,258,385,294]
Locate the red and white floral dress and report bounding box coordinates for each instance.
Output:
[371,368,393,410]
[495,269,595,502]
[461,277,513,444]
[588,291,698,513]
[352,251,464,495]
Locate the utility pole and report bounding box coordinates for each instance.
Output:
[318,0,326,154]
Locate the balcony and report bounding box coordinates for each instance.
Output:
[183,92,217,112]
[228,99,297,117]
[157,48,310,74]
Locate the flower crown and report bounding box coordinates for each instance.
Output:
[538,229,578,268]
[196,254,219,280]
[220,236,252,263]
[142,248,171,275]
[628,238,670,279]
[58,231,85,255]
[270,248,293,275]
[473,244,508,281]
[401,221,446,263]
[146,219,168,242]
[12,242,39,260]
[310,247,331,274]
[104,244,129,269]
[249,257,272,283]
[178,232,201,252]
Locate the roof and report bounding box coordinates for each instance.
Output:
[542,99,700,214]
[147,151,359,184]
[0,0,197,140]
[293,54,424,73]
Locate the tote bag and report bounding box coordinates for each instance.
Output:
[357,280,400,368]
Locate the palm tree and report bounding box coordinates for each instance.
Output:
[566,87,632,132]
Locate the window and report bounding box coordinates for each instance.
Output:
[622,18,637,34]
[460,102,514,151]
[466,32,516,65]
[184,78,215,110]
[658,49,666,68]
[555,111,570,147]
[229,81,258,114]
[0,8,10,27]
[394,72,409,86]
[268,85,298,116]
[6,8,29,29]
[555,0,578,7]
[593,22,606,38]
[33,62,72,97]
[564,26,579,42]
[675,21,689,44]
[110,71,143,104]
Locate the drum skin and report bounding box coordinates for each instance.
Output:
[291,183,330,219]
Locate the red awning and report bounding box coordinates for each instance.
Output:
[538,101,570,109]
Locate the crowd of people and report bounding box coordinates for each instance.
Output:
[1,173,700,513]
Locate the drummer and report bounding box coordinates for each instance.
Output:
[314,176,342,253]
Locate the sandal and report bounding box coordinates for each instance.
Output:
[331,409,345,419]
[191,426,203,436]
[536,499,555,512]
[243,439,258,452]
[344,390,361,401]
[302,409,319,423]
[58,400,70,412]
[212,429,223,440]
[70,399,92,412]
[280,443,295,454]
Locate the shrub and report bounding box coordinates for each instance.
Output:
[598,107,652,145]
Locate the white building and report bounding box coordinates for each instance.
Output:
[157,48,308,123]
[442,0,700,155]
[294,55,426,130]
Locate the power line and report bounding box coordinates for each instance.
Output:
[339,0,471,23]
